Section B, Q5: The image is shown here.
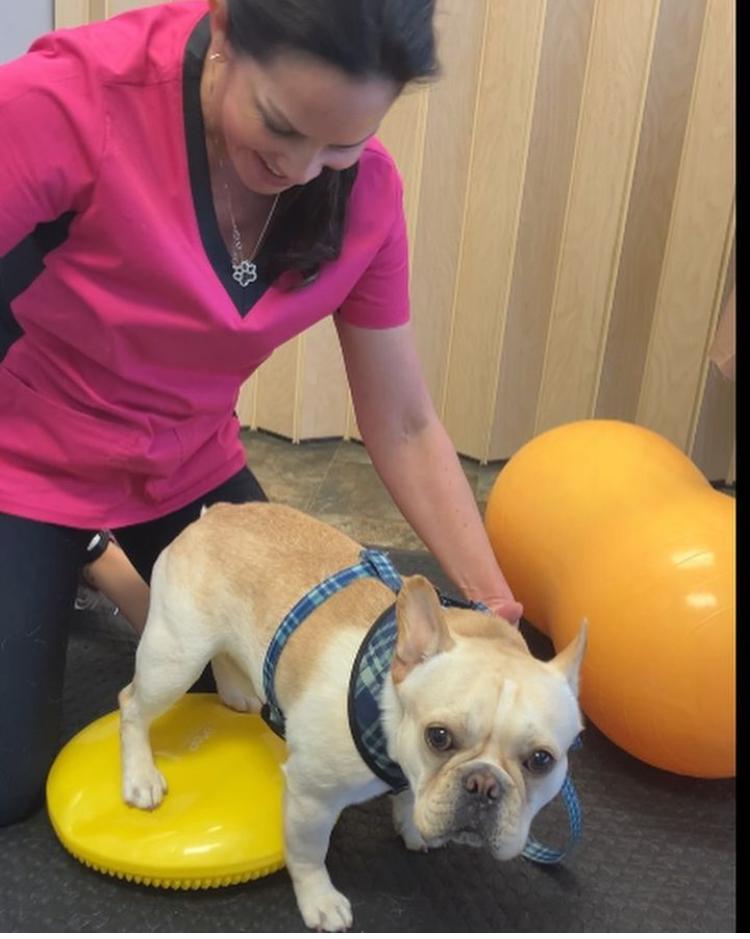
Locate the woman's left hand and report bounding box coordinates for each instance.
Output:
[479,595,524,627]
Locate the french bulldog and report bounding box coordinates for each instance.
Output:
[119,502,586,931]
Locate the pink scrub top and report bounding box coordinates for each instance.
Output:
[0,1,410,529]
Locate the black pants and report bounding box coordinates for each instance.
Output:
[0,466,266,826]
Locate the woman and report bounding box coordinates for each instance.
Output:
[0,0,522,826]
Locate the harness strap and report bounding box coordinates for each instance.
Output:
[347,604,409,792]
[261,549,402,735]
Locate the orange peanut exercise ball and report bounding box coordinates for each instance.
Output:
[485,420,735,778]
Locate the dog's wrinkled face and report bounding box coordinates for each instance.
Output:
[382,576,586,859]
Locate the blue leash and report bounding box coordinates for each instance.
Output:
[262,549,582,865]
[522,742,583,864]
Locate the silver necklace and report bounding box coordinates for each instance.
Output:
[207,53,279,288]
[218,156,279,287]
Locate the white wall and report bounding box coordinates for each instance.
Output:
[0,0,54,64]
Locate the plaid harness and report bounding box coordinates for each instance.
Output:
[260,548,582,863]
[346,602,409,792]
[261,548,403,744]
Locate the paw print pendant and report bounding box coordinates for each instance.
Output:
[233,260,258,287]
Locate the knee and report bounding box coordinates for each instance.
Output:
[118,682,138,725]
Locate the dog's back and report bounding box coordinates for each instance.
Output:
[154,501,396,709]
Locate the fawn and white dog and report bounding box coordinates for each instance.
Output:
[119,502,585,931]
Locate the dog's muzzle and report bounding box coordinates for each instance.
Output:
[450,764,506,844]
[463,766,503,802]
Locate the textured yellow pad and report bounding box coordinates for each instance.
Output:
[46,694,288,888]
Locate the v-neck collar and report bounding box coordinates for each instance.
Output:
[182,14,272,317]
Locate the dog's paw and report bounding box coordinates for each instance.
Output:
[396,823,448,853]
[400,828,430,853]
[393,807,433,853]
[123,764,168,810]
[297,885,353,932]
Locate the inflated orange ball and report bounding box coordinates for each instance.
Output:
[485,420,735,778]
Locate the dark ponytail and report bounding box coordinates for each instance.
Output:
[225,0,438,283]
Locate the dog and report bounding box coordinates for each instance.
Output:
[119,502,586,931]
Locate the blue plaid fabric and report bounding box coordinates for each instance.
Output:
[347,604,408,792]
[261,549,403,738]
[260,549,582,861]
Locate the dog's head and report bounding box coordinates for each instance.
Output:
[382,576,586,859]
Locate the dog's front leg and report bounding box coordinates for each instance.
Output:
[392,789,448,853]
[284,775,352,932]
[391,788,428,852]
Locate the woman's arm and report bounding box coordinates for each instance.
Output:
[83,538,150,636]
[336,318,523,624]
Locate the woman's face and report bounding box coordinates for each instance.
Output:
[210,47,399,194]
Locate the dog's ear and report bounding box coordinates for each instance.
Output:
[549,619,588,696]
[393,575,455,684]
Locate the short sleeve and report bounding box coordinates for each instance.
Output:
[337,171,410,329]
[0,34,104,256]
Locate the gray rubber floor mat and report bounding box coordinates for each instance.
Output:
[0,549,735,932]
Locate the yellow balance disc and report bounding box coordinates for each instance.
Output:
[46,694,288,889]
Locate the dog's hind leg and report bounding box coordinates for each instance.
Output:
[119,624,215,809]
[211,652,262,714]
[119,557,216,810]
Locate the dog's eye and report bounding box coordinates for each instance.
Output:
[523,749,555,775]
[425,725,453,752]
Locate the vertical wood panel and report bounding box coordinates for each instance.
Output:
[637,0,735,448]
[408,0,487,409]
[596,0,707,422]
[236,373,258,428]
[254,339,300,441]
[377,87,429,260]
[297,319,349,441]
[490,0,595,458]
[444,0,547,459]
[691,233,735,479]
[535,0,660,434]
[55,0,168,28]
[692,364,736,481]
[105,0,163,15]
[54,0,90,28]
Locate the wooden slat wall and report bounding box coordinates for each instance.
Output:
[596,0,707,425]
[534,0,660,433]
[492,0,596,456]
[443,0,547,458]
[54,0,736,481]
[636,0,735,452]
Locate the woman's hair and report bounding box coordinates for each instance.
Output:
[225,0,439,283]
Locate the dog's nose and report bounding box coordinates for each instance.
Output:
[464,768,502,801]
